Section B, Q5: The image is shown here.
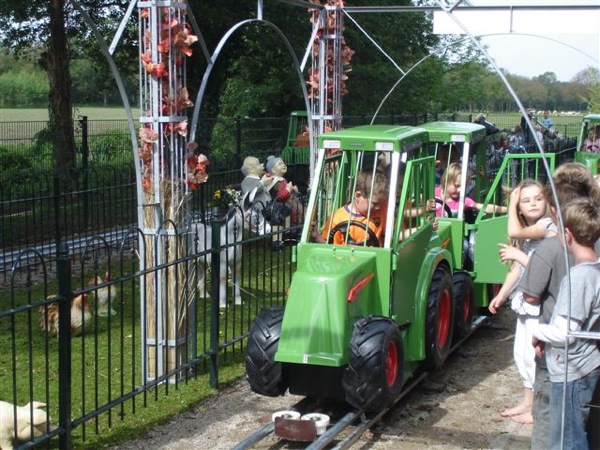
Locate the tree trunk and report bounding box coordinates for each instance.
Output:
[48,0,76,188]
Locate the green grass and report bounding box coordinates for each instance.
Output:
[0,238,291,449]
[483,112,583,138]
[0,107,140,122]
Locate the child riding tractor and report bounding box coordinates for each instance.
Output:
[245,122,554,413]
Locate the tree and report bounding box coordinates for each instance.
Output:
[0,0,134,185]
[571,66,600,85]
[588,82,600,112]
[46,0,76,185]
[571,66,600,112]
[342,0,441,116]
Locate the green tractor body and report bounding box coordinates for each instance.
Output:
[246,121,554,412]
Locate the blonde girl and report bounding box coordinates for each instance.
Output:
[435,162,507,217]
[488,179,557,424]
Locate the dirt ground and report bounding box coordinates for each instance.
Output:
[113,306,532,450]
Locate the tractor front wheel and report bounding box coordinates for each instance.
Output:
[342,316,404,412]
[425,266,454,369]
[245,306,288,396]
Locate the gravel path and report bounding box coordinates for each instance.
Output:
[112,306,531,449]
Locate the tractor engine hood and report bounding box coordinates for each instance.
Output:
[275,247,379,367]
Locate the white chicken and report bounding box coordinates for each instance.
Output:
[0,401,57,450]
[38,294,91,337]
[89,272,117,317]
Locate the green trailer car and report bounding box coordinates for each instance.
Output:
[245,122,554,412]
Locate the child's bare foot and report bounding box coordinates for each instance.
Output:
[510,412,533,424]
[500,404,530,417]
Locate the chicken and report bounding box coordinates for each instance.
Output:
[88,272,117,317]
[38,294,91,337]
[0,401,57,450]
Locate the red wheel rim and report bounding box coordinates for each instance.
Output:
[437,289,451,348]
[385,340,399,387]
[462,290,471,324]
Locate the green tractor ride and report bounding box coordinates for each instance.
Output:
[245,121,554,412]
[574,113,600,175]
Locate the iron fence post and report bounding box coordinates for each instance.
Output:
[57,241,72,450]
[209,208,224,388]
[53,171,63,251]
[80,116,89,231]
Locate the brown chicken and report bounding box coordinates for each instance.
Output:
[88,272,117,317]
[38,294,91,337]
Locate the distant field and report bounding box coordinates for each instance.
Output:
[479,112,583,139]
[0,107,139,122]
[0,107,142,144]
[0,108,584,141]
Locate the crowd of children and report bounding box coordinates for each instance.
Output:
[491,162,600,449]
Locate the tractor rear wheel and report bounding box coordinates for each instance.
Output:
[245,306,288,396]
[453,271,474,340]
[342,316,404,412]
[425,265,454,369]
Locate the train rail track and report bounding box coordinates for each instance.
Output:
[233,315,489,449]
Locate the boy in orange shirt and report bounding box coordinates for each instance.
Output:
[312,170,388,246]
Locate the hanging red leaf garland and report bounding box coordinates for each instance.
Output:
[306,0,354,103]
[307,0,353,159]
[138,6,207,193]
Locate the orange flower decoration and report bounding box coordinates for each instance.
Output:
[186,154,210,189]
[142,176,153,192]
[139,125,158,143]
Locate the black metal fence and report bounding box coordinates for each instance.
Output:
[1,192,301,449]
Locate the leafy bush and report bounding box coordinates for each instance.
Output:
[0,146,32,172]
[87,130,133,165]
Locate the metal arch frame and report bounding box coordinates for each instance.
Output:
[272,0,599,180]
[67,0,599,188]
[366,31,600,125]
[187,19,312,152]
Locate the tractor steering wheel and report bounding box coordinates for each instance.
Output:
[327,220,380,247]
[435,198,454,218]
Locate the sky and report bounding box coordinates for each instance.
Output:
[433,0,600,81]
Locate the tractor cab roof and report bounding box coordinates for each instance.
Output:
[419,121,487,144]
[318,125,428,153]
[582,113,600,123]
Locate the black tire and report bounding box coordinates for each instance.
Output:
[424,265,454,370]
[342,316,404,412]
[452,271,474,340]
[245,306,288,396]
